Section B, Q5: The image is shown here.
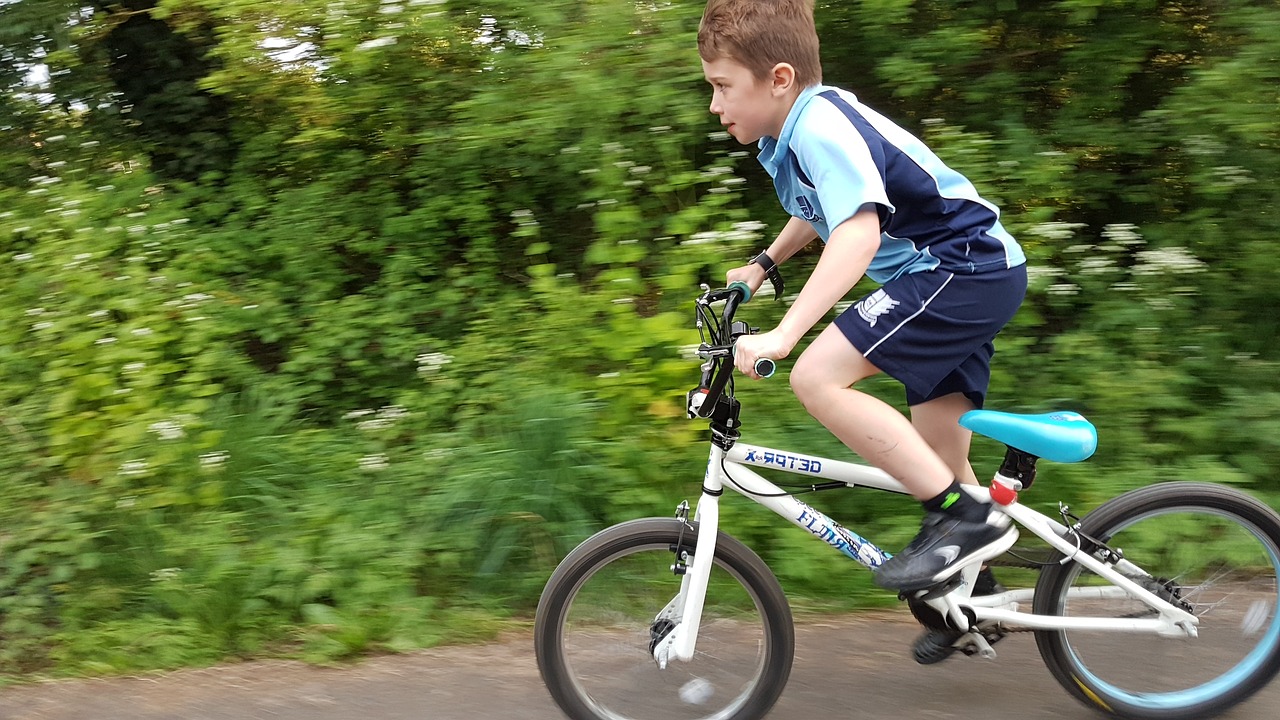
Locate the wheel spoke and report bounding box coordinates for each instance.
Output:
[535,519,793,720]
[1035,484,1280,720]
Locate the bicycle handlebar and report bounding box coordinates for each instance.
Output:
[722,282,777,378]
[754,358,776,378]
[689,280,778,419]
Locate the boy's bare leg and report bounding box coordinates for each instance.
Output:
[906,392,1004,661]
[792,325,1012,593]
[788,324,953,500]
[909,393,979,486]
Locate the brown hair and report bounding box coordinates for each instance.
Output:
[698,0,822,87]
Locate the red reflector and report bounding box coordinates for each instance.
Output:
[990,479,1018,506]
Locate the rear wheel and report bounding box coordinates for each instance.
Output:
[1034,482,1280,719]
[534,517,794,720]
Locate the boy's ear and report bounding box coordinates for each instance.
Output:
[770,63,797,95]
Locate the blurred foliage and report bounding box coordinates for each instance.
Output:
[1,0,1278,676]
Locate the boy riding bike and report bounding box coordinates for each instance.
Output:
[698,0,1027,650]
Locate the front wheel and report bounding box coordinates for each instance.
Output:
[1034,482,1280,720]
[534,517,794,720]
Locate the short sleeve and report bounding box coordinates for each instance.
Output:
[790,101,894,231]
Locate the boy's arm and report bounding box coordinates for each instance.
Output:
[765,216,820,265]
[777,208,880,345]
[727,216,819,291]
[733,208,880,377]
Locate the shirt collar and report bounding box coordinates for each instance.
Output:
[758,84,828,174]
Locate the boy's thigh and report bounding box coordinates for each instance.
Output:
[831,266,1026,405]
[792,323,883,389]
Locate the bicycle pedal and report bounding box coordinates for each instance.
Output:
[959,630,1007,658]
[917,626,1007,665]
[913,630,961,664]
[902,574,964,602]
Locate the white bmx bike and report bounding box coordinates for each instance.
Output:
[534,282,1280,720]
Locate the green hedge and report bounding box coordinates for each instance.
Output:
[1,0,1278,676]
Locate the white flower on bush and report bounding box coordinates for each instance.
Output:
[179,293,214,310]
[200,451,229,470]
[1079,257,1117,275]
[354,405,409,431]
[684,231,722,245]
[1133,247,1206,276]
[359,454,390,471]
[416,352,453,374]
[423,447,451,461]
[357,37,397,50]
[148,420,185,440]
[1029,222,1086,241]
[119,460,149,476]
[150,567,181,582]
[1025,266,1061,285]
[1102,223,1144,245]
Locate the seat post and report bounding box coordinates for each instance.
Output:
[999,446,1039,490]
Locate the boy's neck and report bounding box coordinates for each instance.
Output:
[766,86,810,141]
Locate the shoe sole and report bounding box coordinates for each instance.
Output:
[886,527,1019,594]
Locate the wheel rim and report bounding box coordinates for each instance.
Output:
[1057,506,1280,710]
[556,541,771,720]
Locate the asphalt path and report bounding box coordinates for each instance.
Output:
[3,611,1279,720]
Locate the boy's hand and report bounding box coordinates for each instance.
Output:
[726,263,767,297]
[734,329,795,379]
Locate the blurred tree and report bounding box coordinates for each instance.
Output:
[0,1,234,180]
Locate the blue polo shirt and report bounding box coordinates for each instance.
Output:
[758,85,1025,283]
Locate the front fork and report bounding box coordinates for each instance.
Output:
[652,448,726,668]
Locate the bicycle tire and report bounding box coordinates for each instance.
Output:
[1033,481,1280,720]
[534,517,794,720]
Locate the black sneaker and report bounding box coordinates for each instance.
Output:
[909,568,1006,665]
[873,510,1016,593]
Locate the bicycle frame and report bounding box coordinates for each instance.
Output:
[651,439,1202,667]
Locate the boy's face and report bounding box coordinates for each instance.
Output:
[701,57,789,145]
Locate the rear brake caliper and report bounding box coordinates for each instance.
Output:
[1059,504,1124,565]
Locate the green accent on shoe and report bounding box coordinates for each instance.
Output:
[940,492,962,509]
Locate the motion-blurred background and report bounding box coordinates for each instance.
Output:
[1,0,1277,679]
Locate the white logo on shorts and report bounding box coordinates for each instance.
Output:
[856,289,900,327]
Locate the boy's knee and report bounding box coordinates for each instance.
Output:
[789,364,823,411]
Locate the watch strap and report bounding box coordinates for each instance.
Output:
[749,251,784,300]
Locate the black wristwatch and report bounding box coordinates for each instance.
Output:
[749,251,785,300]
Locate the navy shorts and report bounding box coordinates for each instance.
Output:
[832,265,1027,409]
